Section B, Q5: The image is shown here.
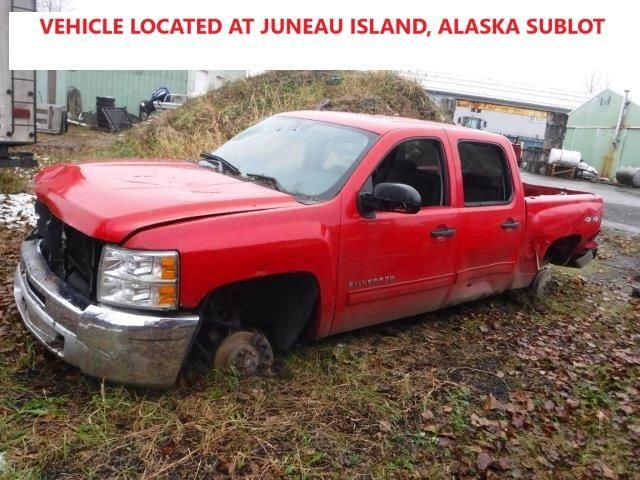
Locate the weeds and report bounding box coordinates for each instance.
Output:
[0,170,27,194]
[111,71,445,160]
[448,388,471,431]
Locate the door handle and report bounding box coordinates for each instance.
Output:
[431,226,456,239]
[501,219,521,230]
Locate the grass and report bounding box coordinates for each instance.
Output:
[0,170,28,194]
[0,266,638,477]
[112,70,445,160]
[448,389,471,432]
[2,235,636,478]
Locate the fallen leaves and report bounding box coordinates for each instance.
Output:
[597,462,619,479]
[476,451,493,471]
[628,424,640,434]
[511,414,525,429]
[470,413,499,429]
[483,393,501,411]
[496,456,511,470]
[378,420,393,432]
[1,226,640,477]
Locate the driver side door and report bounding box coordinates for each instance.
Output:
[331,131,460,334]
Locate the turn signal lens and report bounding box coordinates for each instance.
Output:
[160,256,177,280]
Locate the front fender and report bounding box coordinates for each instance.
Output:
[122,200,341,339]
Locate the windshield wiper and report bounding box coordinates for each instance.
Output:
[245,172,285,193]
[199,152,241,176]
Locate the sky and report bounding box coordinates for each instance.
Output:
[52,0,639,99]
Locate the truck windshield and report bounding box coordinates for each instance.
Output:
[211,116,379,200]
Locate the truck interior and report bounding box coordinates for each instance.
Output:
[371,139,516,208]
[458,141,512,204]
[372,139,445,207]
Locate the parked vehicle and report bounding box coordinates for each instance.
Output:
[14,111,603,388]
[0,0,37,165]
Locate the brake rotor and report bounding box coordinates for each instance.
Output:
[214,331,274,376]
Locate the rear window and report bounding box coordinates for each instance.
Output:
[458,141,512,205]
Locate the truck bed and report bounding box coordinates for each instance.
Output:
[523,181,602,225]
[522,182,595,198]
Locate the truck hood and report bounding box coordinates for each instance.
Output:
[34,161,299,243]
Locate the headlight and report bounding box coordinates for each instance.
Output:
[97,246,179,310]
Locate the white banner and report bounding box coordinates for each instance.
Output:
[6,0,628,75]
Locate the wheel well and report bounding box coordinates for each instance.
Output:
[198,273,319,352]
[543,235,582,266]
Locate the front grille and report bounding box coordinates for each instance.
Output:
[34,201,104,299]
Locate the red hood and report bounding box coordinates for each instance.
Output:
[34,160,299,243]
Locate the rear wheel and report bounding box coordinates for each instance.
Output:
[529,268,553,299]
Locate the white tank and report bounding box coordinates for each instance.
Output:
[548,148,581,167]
[616,167,640,188]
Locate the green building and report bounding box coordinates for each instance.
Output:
[563,89,640,179]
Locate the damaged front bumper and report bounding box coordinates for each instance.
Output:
[13,239,200,388]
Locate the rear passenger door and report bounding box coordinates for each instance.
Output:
[445,135,525,305]
[332,132,460,334]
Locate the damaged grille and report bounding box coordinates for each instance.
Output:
[34,201,104,299]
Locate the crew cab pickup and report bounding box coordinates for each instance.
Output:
[14,111,603,388]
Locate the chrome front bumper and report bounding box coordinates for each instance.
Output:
[13,239,200,388]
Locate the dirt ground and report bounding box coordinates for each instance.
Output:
[16,125,119,163]
[0,224,639,479]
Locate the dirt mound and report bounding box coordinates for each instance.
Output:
[121,71,445,159]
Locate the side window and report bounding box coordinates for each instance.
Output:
[371,139,447,207]
[458,141,512,205]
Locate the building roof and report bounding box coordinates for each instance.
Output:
[279,110,506,141]
[567,88,640,128]
[570,88,638,113]
[403,70,588,113]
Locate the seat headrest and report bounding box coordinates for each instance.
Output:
[392,159,418,172]
[463,173,493,188]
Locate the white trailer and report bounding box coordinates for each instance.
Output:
[1,0,37,166]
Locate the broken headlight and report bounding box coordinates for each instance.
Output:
[97,246,179,310]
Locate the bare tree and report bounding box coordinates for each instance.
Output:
[585,71,610,95]
[37,0,72,12]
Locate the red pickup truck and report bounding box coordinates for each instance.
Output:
[14,111,603,388]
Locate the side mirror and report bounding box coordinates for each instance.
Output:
[358,182,421,218]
